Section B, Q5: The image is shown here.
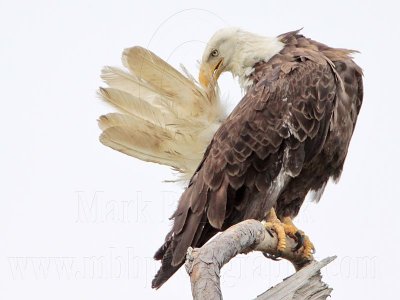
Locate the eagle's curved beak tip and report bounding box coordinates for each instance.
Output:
[199,59,223,88]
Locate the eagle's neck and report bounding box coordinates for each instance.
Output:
[231,33,284,90]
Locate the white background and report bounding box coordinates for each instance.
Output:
[1,0,399,299]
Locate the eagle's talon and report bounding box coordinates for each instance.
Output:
[302,235,315,259]
[263,252,281,261]
[265,227,274,238]
[292,230,304,252]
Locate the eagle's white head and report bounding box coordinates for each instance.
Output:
[199,27,284,89]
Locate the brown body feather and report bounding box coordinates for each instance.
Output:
[152,31,363,288]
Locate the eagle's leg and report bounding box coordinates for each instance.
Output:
[262,208,315,260]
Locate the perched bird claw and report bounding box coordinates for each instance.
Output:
[262,209,315,263]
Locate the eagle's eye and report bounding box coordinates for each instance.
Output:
[210,49,219,57]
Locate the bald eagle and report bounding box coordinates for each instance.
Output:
[150,28,363,289]
[97,27,362,290]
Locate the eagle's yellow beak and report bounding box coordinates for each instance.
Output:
[199,59,224,88]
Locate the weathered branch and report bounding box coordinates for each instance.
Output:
[255,257,335,300]
[185,219,335,300]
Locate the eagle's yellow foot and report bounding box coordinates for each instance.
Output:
[262,208,315,261]
[262,208,287,254]
[281,216,315,260]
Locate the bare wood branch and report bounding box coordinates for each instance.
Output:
[185,219,334,300]
[255,257,335,300]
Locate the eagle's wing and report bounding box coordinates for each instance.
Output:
[98,47,225,180]
[152,59,337,288]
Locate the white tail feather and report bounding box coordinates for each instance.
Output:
[99,87,167,124]
[98,46,225,181]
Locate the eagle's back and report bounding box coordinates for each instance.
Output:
[272,32,363,217]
